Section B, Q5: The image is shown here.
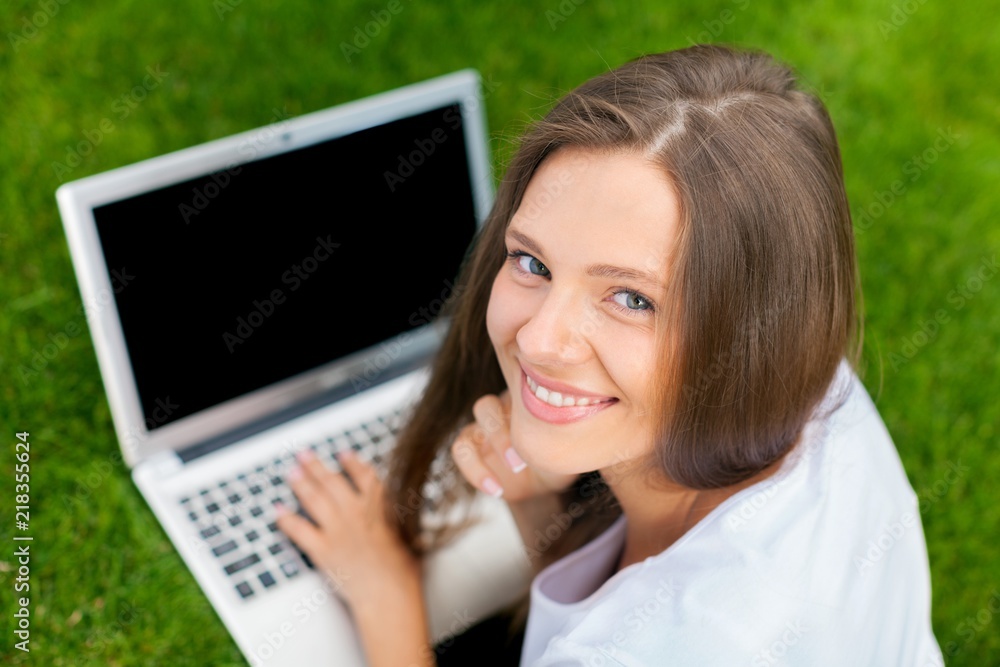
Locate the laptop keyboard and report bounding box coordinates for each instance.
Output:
[178,408,424,602]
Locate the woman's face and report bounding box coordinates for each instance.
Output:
[486,147,681,477]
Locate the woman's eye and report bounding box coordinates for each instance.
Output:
[516,253,550,277]
[612,290,653,312]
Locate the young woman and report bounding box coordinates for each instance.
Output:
[277,44,943,665]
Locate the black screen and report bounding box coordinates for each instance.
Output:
[95,104,478,429]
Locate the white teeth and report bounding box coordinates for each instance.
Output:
[525,375,608,408]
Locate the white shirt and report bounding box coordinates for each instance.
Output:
[521,361,944,666]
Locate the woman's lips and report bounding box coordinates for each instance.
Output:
[519,367,618,424]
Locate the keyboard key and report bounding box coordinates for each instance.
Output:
[250,506,263,517]
[212,540,238,557]
[245,530,259,542]
[229,515,243,527]
[280,561,300,578]
[236,581,254,598]
[228,493,242,504]
[268,543,285,555]
[249,485,263,495]
[267,521,279,533]
[259,571,277,588]
[206,502,220,513]
[224,553,261,575]
[188,511,198,521]
[200,526,221,539]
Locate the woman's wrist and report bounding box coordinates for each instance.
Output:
[351,572,434,667]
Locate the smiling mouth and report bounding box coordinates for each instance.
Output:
[523,374,617,408]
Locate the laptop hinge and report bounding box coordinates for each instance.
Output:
[175,350,432,465]
[145,450,184,479]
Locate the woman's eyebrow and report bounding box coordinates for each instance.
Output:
[585,263,663,289]
[506,228,665,290]
[507,228,544,256]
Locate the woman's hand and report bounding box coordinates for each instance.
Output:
[277,450,434,667]
[451,390,579,503]
[276,449,420,614]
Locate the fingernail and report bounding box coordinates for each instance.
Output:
[296,449,315,462]
[288,466,303,482]
[337,449,355,461]
[482,477,504,498]
[504,448,527,473]
[274,502,289,517]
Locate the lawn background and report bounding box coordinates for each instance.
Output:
[2,0,999,664]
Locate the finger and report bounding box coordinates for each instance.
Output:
[287,461,339,527]
[498,389,512,416]
[275,504,328,563]
[473,395,525,473]
[337,449,379,496]
[298,450,355,499]
[451,424,504,498]
[473,394,509,440]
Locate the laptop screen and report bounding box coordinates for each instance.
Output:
[93,104,477,430]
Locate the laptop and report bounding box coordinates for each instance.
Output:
[56,70,531,666]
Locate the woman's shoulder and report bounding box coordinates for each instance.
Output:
[523,360,943,665]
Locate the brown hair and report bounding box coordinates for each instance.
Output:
[387,44,863,564]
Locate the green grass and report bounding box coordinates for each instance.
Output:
[2,0,998,663]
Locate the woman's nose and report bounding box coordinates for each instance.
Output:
[515,288,595,366]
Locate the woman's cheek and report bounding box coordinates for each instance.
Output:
[486,270,530,348]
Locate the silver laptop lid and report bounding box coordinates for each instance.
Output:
[57,70,493,467]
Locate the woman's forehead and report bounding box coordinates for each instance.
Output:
[509,148,678,288]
